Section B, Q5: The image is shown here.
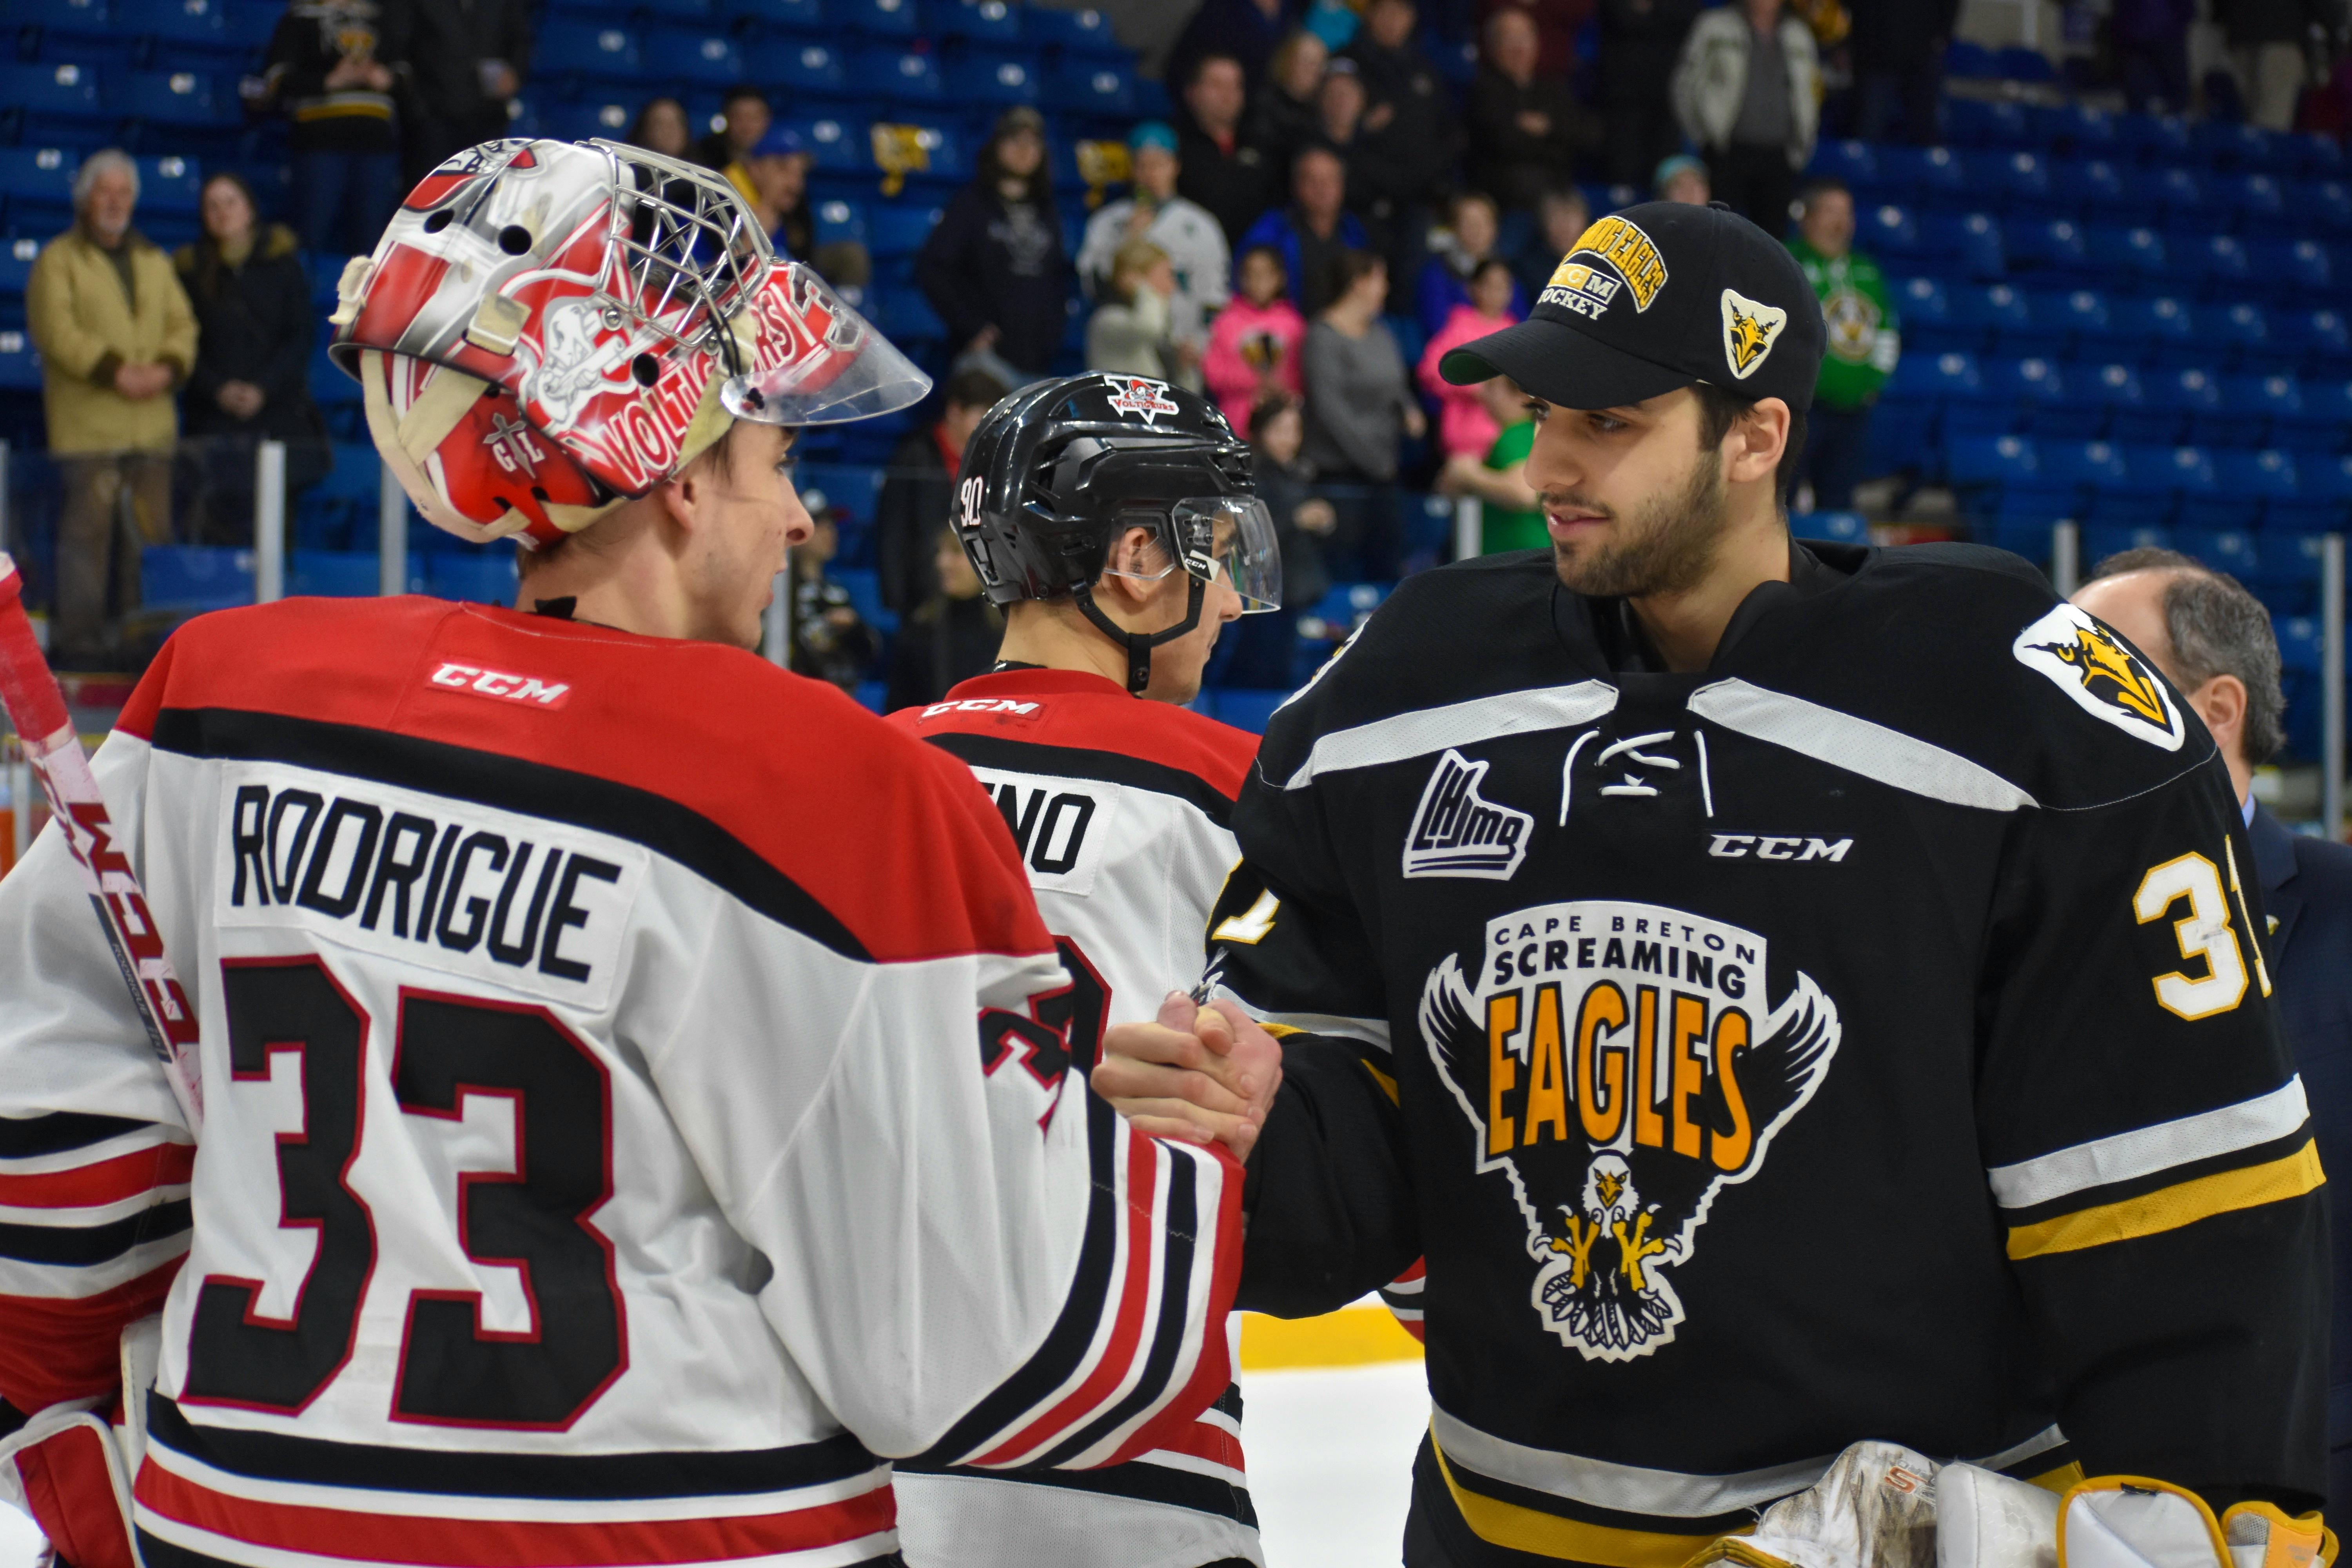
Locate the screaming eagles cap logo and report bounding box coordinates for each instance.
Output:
[1421,900,1840,1361]
[2012,603,2187,751]
[1541,217,1669,321]
[1719,289,1788,380]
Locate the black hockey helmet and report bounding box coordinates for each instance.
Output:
[953,372,1281,693]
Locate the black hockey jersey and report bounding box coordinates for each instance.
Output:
[1205,543,2326,1568]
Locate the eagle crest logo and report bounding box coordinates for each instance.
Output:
[2011,603,2187,751]
[1421,900,1840,1361]
[1718,289,1789,381]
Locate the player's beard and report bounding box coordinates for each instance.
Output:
[1548,445,1730,601]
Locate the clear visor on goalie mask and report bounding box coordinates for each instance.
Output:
[1103,496,1283,614]
[720,263,933,426]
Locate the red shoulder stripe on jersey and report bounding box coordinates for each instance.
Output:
[0,1258,183,1410]
[125,601,1049,966]
[0,1142,193,1209]
[132,1460,896,1566]
[892,670,1258,801]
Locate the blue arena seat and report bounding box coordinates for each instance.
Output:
[132,152,203,215]
[2116,112,2194,165]
[2202,373,2301,449]
[2082,223,2167,282]
[2029,286,2105,353]
[852,46,943,103]
[641,26,744,87]
[2198,120,2285,172]
[0,238,40,306]
[0,328,44,392]
[2113,366,2220,445]
[747,37,847,97]
[1987,150,2058,214]
[140,545,254,613]
[2039,355,2132,438]
[1793,509,1869,544]
[1023,4,1124,58]
[1895,275,1969,356]
[2004,216,2089,275]
[2284,307,2352,376]
[812,195,866,247]
[2038,102,2121,157]
[1945,96,2033,149]
[2111,295,2201,368]
[541,100,635,143]
[1876,144,1970,203]
[2039,439,2131,508]
[1944,39,1996,78]
[1860,201,1918,256]
[427,550,522,606]
[2223,172,2292,236]
[2057,156,2132,219]
[924,0,1022,42]
[2109,443,2222,526]
[2149,164,2209,225]
[2270,455,2352,532]
[18,0,116,55]
[287,550,381,598]
[0,147,79,232]
[866,200,940,256]
[2175,445,2260,528]
[726,0,825,27]
[2183,234,2253,296]
[1951,435,2069,524]
[786,115,869,175]
[873,286,946,343]
[1810,139,1875,185]
[2083,523,2175,561]
[958,49,1044,107]
[2178,527,2261,581]
[2238,238,2334,309]
[533,20,643,80]
[1992,355,2068,429]
[2288,132,2346,178]
[832,0,918,36]
[1047,57,1131,116]
[2210,450,2302,525]
[1915,211,2007,280]
[1,63,111,141]
[2303,178,2352,236]
[2205,301,2270,371]
[1995,45,2057,82]
[116,0,244,62]
[2275,375,2352,452]
[115,70,240,134]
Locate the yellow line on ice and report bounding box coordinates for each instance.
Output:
[1240,1306,1425,1370]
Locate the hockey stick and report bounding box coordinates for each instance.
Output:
[0,553,203,1136]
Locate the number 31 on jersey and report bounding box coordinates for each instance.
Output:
[2134,844,2271,1021]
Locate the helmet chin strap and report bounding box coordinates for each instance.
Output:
[1071,575,1206,696]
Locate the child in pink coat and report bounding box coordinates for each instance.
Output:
[1205,245,1308,436]
[1417,258,1522,460]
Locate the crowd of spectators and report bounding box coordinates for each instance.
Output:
[22,0,2352,682]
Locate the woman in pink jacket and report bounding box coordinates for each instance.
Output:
[1204,245,1308,436]
[1417,256,1522,460]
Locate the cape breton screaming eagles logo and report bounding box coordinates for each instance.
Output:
[1107,376,1181,423]
[1421,900,1840,1361]
[2011,603,2187,751]
[1539,216,1669,322]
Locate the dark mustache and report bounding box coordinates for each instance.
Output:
[1538,492,1615,519]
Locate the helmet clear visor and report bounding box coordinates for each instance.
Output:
[721,262,932,426]
[1174,495,1282,613]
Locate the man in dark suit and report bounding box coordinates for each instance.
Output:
[2078,548,2352,1516]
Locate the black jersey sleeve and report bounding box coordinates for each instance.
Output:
[1975,753,2326,1509]
[1207,728,1419,1317]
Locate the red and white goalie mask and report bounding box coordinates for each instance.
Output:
[328,138,930,547]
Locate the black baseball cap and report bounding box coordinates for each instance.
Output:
[1439,201,1826,413]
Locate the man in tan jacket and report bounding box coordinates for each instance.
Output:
[26,148,198,666]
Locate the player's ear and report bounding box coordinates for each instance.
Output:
[1096,527,1162,611]
[1725,397,1791,488]
[655,471,700,539]
[2190,672,2248,751]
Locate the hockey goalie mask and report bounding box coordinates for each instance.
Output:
[330,138,928,547]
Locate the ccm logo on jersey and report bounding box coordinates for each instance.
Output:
[920,697,1041,721]
[1708,834,1851,862]
[216,766,644,1008]
[428,662,572,708]
[1405,749,1531,880]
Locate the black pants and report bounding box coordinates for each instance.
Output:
[1601,92,1684,189]
[1800,404,1876,513]
[1706,143,1798,236]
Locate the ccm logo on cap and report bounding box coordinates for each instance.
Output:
[428,662,572,708]
[1720,289,1789,380]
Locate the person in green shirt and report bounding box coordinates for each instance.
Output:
[1437,374,1549,552]
[1786,175,1899,512]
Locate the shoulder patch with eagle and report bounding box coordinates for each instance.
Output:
[2012,603,2187,751]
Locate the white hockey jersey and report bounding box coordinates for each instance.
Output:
[889,669,1263,1568]
[0,598,1242,1568]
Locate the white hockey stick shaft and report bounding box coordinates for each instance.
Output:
[0,553,204,1136]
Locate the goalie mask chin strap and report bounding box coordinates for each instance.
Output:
[1071,575,1206,696]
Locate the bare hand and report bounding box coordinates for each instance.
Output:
[217,379,264,419]
[1402,405,1428,440]
[822,606,858,628]
[1096,992,1283,1161]
[966,324,1001,356]
[1434,452,1479,496]
[114,363,169,399]
[1516,110,1551,137]
[1294,497,1337,535]
[1171,338,1202,372]
[1365,102,1396,133]
[483,60,519,99]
